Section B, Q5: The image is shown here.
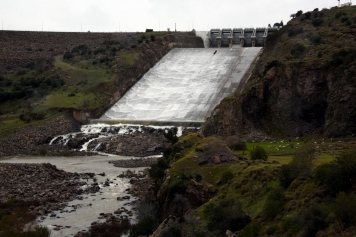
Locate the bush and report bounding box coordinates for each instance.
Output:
[263,187,285,220]
[164,127,178,144]
[312,18,324,27]
[264,59,282,73]
[305,12,311,19]
[239,221,261,237]
[225,136,246,151]
[291,43,306,57]
[130,217,159,237]
[221,171,234,184]
[168,181,187,197]
[289,146,315,178]
[279,164,294,188]
[281,215,303,237]
[204,199,251,234]
[194,173,202,182]
[296,10,303,17]
[250,147,268,161]
[302,205,327,237]
[310,35,323,44]
[288,27,303,37]
[315,149,356,193]
[332,192,356,227]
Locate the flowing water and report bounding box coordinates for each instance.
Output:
[0,155,149,237]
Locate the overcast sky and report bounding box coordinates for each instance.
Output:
[0,0,348,32]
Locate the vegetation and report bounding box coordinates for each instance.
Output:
[143,129,356,236]
[0,199,50,237]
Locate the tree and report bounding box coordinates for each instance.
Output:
[289,146,315,178]
[296,10,303,17]
[280,20,284,27]
[250,147,268,161]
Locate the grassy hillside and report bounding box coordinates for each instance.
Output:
[0,31,202,137]
[138,132,356,237]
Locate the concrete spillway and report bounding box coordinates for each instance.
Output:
[97,47,261,126]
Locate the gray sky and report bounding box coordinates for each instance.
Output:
[0,0,347,32]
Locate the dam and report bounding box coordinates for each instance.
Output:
[95,47,261,126]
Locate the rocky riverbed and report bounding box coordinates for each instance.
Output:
[0,156,153,236]
[0,163,96,215]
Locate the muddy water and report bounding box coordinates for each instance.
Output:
[0,155,148,237]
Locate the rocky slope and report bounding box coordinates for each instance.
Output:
[202,6,356,138]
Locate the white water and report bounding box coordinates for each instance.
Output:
[101,48,261,122]
[50,124,185,153]
[0,156,148,237]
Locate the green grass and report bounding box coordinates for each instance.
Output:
[0,112,58,137]
[34,92,97,109]
[119,51,139,65]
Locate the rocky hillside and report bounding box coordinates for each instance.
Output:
[202,6,356,138]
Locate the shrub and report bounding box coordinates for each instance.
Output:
[151,35,156,41]
[221,171,234,184]
[130,217,159,237]
[168,181,187,197]
[250,147,268,161]
[302,205,327,237]
[279,164,294,188]
[225,136,246,151]
[264,59,282,73]
[239,221,262,237]
[194,173,202,182]
[332,192,356,227]
[296,10,303,17]
[204,199,251,234]
[263,187,285,220]
[289,146,315,178]
[149,157,169,181]
[281,215,303,237]
[288,27,303,37]
[164,127,178,144]
[312,18,324,27]
[315,149,356,193]
[291,43,306,57]
[305,12,311,19]
[335,11,344,19]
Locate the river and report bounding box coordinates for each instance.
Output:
[0,155,149,237]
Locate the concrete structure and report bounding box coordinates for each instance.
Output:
[96,48,261,126]
[209,27,279,48]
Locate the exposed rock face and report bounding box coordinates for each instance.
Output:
[202,66,356,138]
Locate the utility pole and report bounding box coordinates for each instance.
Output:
[175,23,176,32]
[338,0,340,7]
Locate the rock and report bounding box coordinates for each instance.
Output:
[213,156,221,164]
